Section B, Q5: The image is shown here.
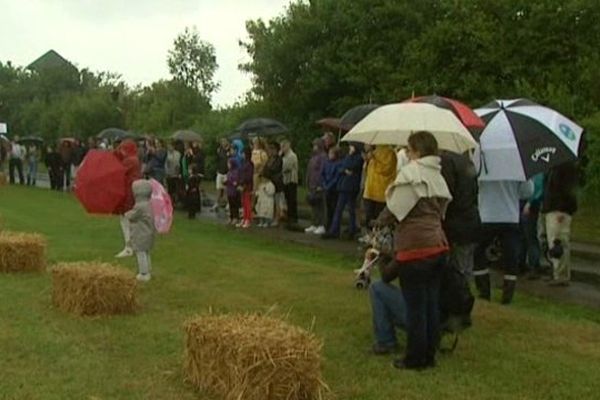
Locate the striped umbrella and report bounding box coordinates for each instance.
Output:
[475,99,584,181]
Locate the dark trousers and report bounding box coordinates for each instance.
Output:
[9,159,24,185]
[325,190,338,230]
[522,211,541,272]
[283,183,298,224]
[63,164,71,189]
[364,199,385,229]
[186,188,201,219]
[398,255,445,368]
[228,194,241,220]
[474,223,521,277]
[328,191,358,237]
[48,169,64,191]
[166,176,179,202]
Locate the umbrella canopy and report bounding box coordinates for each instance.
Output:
[97,128,137,141]
[339,104,380,132]
[17,136,45,145]
[475,99,584,181]
[233,118,288,137]
[316,117,342,131]
[171,130,203,142]
[74,150,127,214]
[407,95,485,137]
[149,179,173,234]
[342,103,478,153]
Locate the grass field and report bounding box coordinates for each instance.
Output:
[1,186,600,400]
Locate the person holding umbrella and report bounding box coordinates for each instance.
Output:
[474,99,584,303]
[114,140,142,258]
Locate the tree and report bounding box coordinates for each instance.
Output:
[167,27,219,102]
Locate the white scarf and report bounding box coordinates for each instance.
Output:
[385,155,452,222]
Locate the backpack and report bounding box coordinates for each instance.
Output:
[438,260,475,352]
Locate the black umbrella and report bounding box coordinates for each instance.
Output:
[97,128,137,141]
[339,104,380,132]
[17,135,45,146]
[171,130,203,142]
[233,118,288,137]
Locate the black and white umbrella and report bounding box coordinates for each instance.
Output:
[475,99,584,181]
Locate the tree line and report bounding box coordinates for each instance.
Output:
[1,0,600,193]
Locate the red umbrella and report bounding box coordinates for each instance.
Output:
[405,95,485,138]
[316,117,342,131]
[74,150,127,214]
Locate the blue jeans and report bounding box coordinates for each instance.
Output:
[369,281,406,347]
[327,191,358,236]
[398,255,445,367]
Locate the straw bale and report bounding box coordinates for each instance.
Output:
[0,231,47,272]
[184,313,327,400]
[51,262,138,316]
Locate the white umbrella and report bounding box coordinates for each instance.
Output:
[342,103,477,153]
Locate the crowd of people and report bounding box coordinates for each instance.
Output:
[1,129,580,371]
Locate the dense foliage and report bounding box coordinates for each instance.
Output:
[1,1,600,191]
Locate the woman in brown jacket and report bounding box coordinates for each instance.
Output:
[375,131,452,370]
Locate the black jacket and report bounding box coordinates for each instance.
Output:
[440,151,480,245]
[262,155,283,192]
[542,162,579,215]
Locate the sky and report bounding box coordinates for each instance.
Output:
[0,0,291,107]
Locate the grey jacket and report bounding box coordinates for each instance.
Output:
[125,180,156,252]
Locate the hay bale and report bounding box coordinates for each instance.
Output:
[0,231,47,272]
[51,262,138,316]
[184,313,327,400]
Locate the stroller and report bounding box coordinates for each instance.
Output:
[353,226,394,289]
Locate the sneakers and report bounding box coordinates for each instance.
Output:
[136,273,151,282]
[304,225,317,233]
[241,220,251,229]
[313,226,326,235]
[115,247,134,258]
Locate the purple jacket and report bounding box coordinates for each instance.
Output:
[226,158,240,198]
[306,151,327,192]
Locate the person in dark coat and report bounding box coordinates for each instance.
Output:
[262,142,284,226]
[185,165,202,219]
[44,145,63,191]
[440,151,480,277]
[304,138,328,235]
[320,146,342,231]
[59,141,74,190]
[322,142,363,239]
[225,157,242,225]
[238,147,254,228]
[540,161,579,286]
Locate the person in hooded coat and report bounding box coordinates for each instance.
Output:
[114,140,142,258]
[125,179,156,282]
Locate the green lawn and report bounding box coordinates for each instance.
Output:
[1,186,600,400]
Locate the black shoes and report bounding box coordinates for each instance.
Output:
[392,358,435,371]
[371,343,398,356]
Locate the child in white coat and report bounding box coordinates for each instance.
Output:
[255,177,276,228]
[125,179,156,282]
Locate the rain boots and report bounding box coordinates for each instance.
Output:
[475,273,491,301]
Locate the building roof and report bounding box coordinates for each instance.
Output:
[27,50,77,72]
